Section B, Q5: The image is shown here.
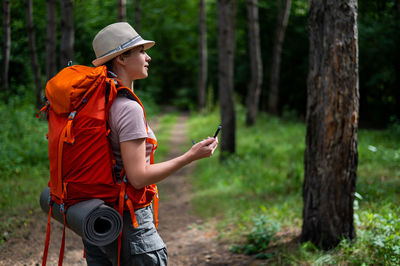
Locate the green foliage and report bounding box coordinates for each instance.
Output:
[0,95,48,180]
[0,93,49,244]
[230,214,280,257]
[187,109,400,264]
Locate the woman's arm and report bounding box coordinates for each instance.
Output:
[121,137,218,189]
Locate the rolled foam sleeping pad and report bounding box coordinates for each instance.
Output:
[39,187,123,246]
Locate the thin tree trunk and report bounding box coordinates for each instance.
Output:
[133,0,141,90]
[217,0,237,158]
[60,0,74,68]
[118,0,126,22]
[245,0,263,126]
[26,0,43,108]
[2,0,11,91]
[46,0,57,81]
[394,0,400,119]
[134,0,141,32]
[198,0,207,111]
[302,0,359,249]
[268,0,291,115]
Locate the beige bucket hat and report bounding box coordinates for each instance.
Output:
[92,22,155,67]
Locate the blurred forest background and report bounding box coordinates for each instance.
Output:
[1,0,399,264]
[1,0,399,127]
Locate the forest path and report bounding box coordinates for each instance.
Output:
[0,113,256,266]
[156,113,256,265]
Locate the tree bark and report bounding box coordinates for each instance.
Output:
[118,0,126,22]
[217,0,237,158]
[268,0,291,115]
[60,0,74,68]
[198,0,207,111]
[46,0,57,81]
[245,0,263,126]
[26,0,43,108]
[2,0,11,91]
[302,0,359,249]
[134,0,141,32]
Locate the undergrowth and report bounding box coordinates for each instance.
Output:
[187,106,400,265]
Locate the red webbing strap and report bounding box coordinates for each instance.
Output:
[117,178,127,266]
[105,78,118,126]
[146,138,158,164]
[36,103,49,119]
[42,204,52,266]
[64,119,75,144]
[56,126,67,197]
[126,198,139,228]
[58,215,67,266]
[153,186,159,228]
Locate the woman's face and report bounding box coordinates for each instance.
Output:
[123,45,151,80]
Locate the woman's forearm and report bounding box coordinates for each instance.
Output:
[121,137,217,189]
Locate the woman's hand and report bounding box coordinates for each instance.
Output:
[185,137,219,162]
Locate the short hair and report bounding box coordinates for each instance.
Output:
[103,49,133,72]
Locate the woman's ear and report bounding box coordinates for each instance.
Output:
[115,54,126,66]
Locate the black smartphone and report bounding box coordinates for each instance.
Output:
[213,125,222,138]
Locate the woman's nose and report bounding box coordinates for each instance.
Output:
[145,53,151,61]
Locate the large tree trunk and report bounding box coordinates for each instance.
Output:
[46,0,57,81]
[217,0,237,158]
[198,0,207,111]
[60,0,74,68]
[2,0,11,91]
[245,0,263,126]
[118,0,126,22]
[302,0,359,249]
[134,0,141,32]
[268,0,291,115]
[26,0,43,108]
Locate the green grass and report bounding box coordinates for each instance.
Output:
[186,107,400,265]
[151,112,179,163]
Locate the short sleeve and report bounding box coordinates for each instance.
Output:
[109,97,147,143]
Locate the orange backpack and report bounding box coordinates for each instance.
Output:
[37,65,159,266]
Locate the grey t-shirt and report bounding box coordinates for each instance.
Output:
[108,96,156,179]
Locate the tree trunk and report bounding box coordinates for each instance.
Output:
[133,0,141,90]
[245,0,263,126]
[217,0,237,158]
[2,0,11,91]
[134,0,141,32]
[268,0,291,115]
[60,0,74,68]
[302,0,359,249]
[198,0,207,111]
[26,0,43,108]
[394,0,400,119]
[118,0,126,22]
[46,0,57,81]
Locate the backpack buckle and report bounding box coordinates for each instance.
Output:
[68,111,76,120]
[60,203,65,214]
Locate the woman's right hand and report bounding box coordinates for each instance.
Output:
[185,137,218,162]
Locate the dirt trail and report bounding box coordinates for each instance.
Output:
[0,113,256,266]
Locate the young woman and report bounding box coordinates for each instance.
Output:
[85,22,218,266]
